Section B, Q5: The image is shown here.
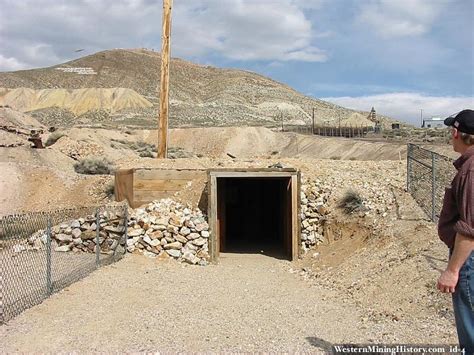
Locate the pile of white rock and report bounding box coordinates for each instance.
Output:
[51,212,126,254]
[11,210,127,255]
[126,199,210,265]
[300,178,331,252]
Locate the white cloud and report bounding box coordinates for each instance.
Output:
[322,93,474,125]
[173,0,327,62]
[357,0,445,38]
[0,54,26,72]
[0,0,328,72]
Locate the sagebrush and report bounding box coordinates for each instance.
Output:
[74,157,114,175]
[338,190,367,214]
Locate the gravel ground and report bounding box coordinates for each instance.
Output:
[0,250,457,353]
[0,253,387,353]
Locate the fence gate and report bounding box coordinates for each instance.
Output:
[407,144,455,222]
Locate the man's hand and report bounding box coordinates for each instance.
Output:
[437,269,459,293]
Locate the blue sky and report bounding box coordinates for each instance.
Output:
[0,0,472,124]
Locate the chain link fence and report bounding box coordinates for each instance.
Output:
[0,204,128,324]
[407,144,455,221]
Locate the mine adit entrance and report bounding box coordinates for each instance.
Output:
[208,169,300,262]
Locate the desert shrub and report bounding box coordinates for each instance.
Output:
[105,181,115,198]
[74,157,114,175]
[133,141,156,158]
[138,148,155,158]
[348,157,357,161]
[338,190,367,214]
[330,156,341,160]
[168,147,193,159]
[45,132,65,147]
[271,150,279,155]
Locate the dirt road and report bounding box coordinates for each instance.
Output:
[0,251,455,353]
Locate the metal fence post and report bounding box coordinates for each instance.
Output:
[46,217,52,296]
[431,153,437,222]
[124,205,128,253]
[95,208,100,268]
[406,144,412,192]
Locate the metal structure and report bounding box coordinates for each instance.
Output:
[407,144,455,221]
[283,124,375,138]
[0,204,128,323]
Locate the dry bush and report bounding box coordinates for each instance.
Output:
[105,181,115,197]
[45,132,65,147]
[74,157,114,175]
[338,190,367,214]
[138,148,155,158]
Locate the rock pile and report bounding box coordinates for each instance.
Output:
[50,211,126,254]
[126,199,210,265]
[300,178,331,251]
[14,210,127,255]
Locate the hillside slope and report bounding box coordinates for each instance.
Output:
[0,48,398,128]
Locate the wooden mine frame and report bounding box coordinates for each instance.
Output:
[207,168,301,263]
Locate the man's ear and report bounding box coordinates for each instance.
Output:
[453,128,459,139]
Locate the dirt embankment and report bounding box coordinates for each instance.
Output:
[0,125,415,216]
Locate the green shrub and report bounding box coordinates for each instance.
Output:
[338,190,367,214]
[74,157,114,175]
[45,132,65,147]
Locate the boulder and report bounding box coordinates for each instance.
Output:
[56,234,73,243]
[149,239,161,247]
[71,228,82,239]
[174,234,188,244]
[128,228,144,237]
[165,249,181,258]
[70,220,81,229]
[179,227,191,236]
[182,252,200,265]
[150,231,163,240]
[187,232,200,240]
[55,245,71,252]
[164,241,182,250]
[192,237,206,247]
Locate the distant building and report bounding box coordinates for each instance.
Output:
[422,117,445,128]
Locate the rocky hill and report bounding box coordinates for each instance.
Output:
[0,48,399,128]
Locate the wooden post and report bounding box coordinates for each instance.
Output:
[311,108,315,135]
[157,0,173,158]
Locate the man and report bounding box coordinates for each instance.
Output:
[438,109,474,353]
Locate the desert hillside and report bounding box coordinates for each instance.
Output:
[0,49,399,128]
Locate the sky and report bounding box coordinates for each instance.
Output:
[0,0,472,125]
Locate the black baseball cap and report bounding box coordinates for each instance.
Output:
[444,109,474,134]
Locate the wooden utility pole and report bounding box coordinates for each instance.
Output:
[311,108,315,135]
[158,0,173,158]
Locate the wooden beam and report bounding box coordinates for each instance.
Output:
[157,0,173,158]
[291,174,299,261]
[135,169,205,181]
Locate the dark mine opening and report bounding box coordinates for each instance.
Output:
[216,177,292,259]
